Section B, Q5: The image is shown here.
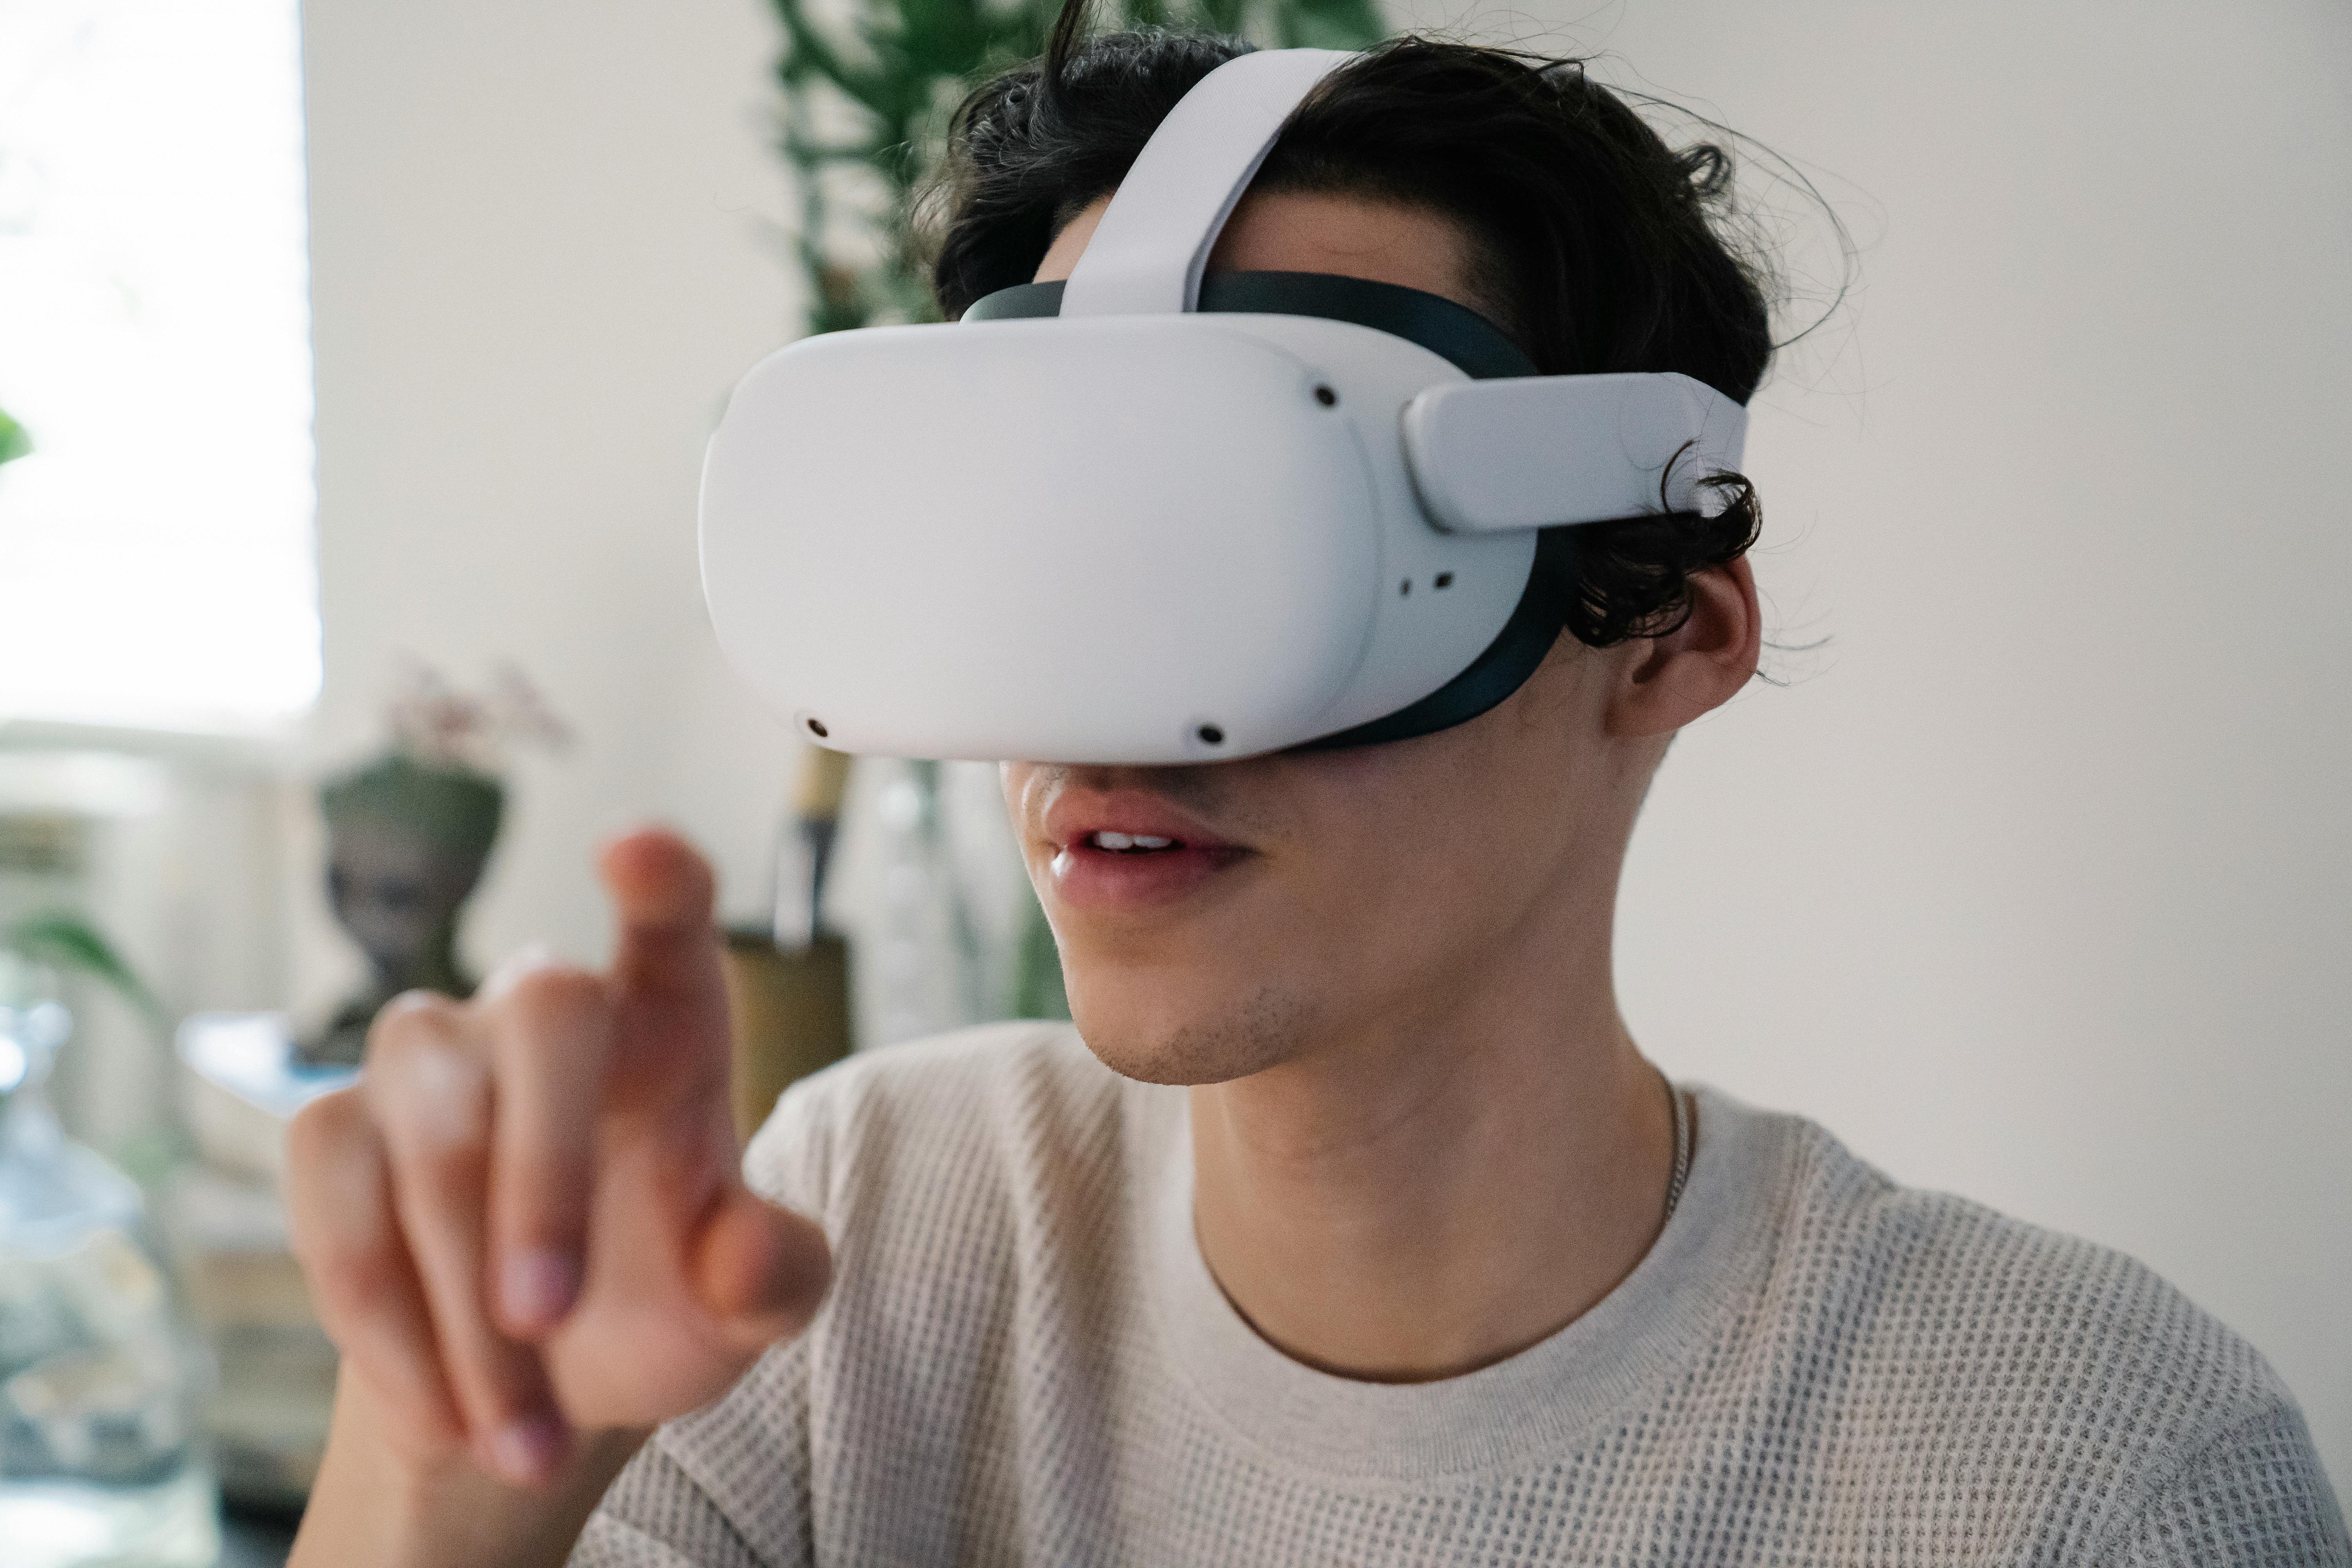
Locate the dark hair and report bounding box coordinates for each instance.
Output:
[931,13,1774,647]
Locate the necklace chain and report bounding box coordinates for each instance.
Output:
[1662,1081,1693,1222]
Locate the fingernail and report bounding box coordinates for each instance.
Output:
[502,1248,581,1330]
[486,1410,570,1486]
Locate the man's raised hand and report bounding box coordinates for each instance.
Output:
[286,828,830,1501]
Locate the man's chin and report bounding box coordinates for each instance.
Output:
[1067,981,1309,1088]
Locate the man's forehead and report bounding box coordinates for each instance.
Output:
[1035,187,1484,317]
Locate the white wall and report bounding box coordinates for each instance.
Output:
[297,0,806,1013]
[301,0,2351,1494]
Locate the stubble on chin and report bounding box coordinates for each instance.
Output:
[1073,980,1312,1087]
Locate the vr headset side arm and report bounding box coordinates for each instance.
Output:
[1401,371,1751,533]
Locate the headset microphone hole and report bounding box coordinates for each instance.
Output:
[1399,579,1412,596]
[1197,724,1225,746]
[806,717,829,738]
[1313,385,1337,407]
[1435,572,1454,589]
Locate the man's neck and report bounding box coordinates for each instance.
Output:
[1186,921,1674,1384]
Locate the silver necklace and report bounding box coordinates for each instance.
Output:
[1662,1081,1693,1221]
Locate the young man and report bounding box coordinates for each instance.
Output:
[285,26,2348,1568]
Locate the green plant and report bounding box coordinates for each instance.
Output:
[3,910,166,1033]
[2,912,188,1179]
[0,407,29,466]
[771,0,1387,335]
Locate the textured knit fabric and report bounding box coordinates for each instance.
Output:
[574,1022,2348,1566]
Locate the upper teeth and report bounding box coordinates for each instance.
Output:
[1093,831,1173,851]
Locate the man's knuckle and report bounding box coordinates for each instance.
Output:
[497,966,610,1056]
[286,1086,364,1172]
[370,1028,493,1153]
[366,990,466,1063]
[409,1129,489,1201]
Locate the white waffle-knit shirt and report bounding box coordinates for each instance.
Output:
[574,1023,2347,1566]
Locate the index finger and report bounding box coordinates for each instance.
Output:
[597,826,725,1009]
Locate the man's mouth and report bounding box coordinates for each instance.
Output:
[1043,794,1249,911]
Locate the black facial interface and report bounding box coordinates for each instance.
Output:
[964,271,1572,752]
[965,272,1537,381]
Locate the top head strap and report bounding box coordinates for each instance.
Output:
[1059,49,1355,318]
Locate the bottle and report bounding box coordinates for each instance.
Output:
[0,990,219,1568]
[864,759,984,1047]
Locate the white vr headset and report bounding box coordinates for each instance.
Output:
[701,48,1748,764]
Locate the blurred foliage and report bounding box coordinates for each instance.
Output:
[4,910,167,1034]
[0,407,28,466]
[771,0,1388,336]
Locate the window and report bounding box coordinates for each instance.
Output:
[0,0,319,732]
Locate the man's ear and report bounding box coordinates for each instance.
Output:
[1603,556,1762,739]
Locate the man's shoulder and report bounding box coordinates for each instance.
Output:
[742,1020,1135,1218]
[763,1017,1111,1123]
[1742,1096,2312,1510]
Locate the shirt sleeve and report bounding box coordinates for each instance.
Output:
[570,1440,775,1568]
[2102,1399,2352,1567]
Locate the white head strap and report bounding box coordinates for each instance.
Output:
[1054,45,1750,524]
[1058,49,1354,317]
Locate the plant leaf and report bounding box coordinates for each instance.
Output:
[4,912,169,1032]
[0,407,30,466]
[1273,0,1387,50]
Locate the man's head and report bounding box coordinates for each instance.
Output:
[934,27,1773,1084]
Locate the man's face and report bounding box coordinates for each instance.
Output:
[1004,191,1662,1085]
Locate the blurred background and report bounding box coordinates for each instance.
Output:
[0,0,2343,1558]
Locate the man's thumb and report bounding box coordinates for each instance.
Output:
[693,1186,832,1348]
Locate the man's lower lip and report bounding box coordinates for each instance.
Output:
[1047,844,1248,909]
